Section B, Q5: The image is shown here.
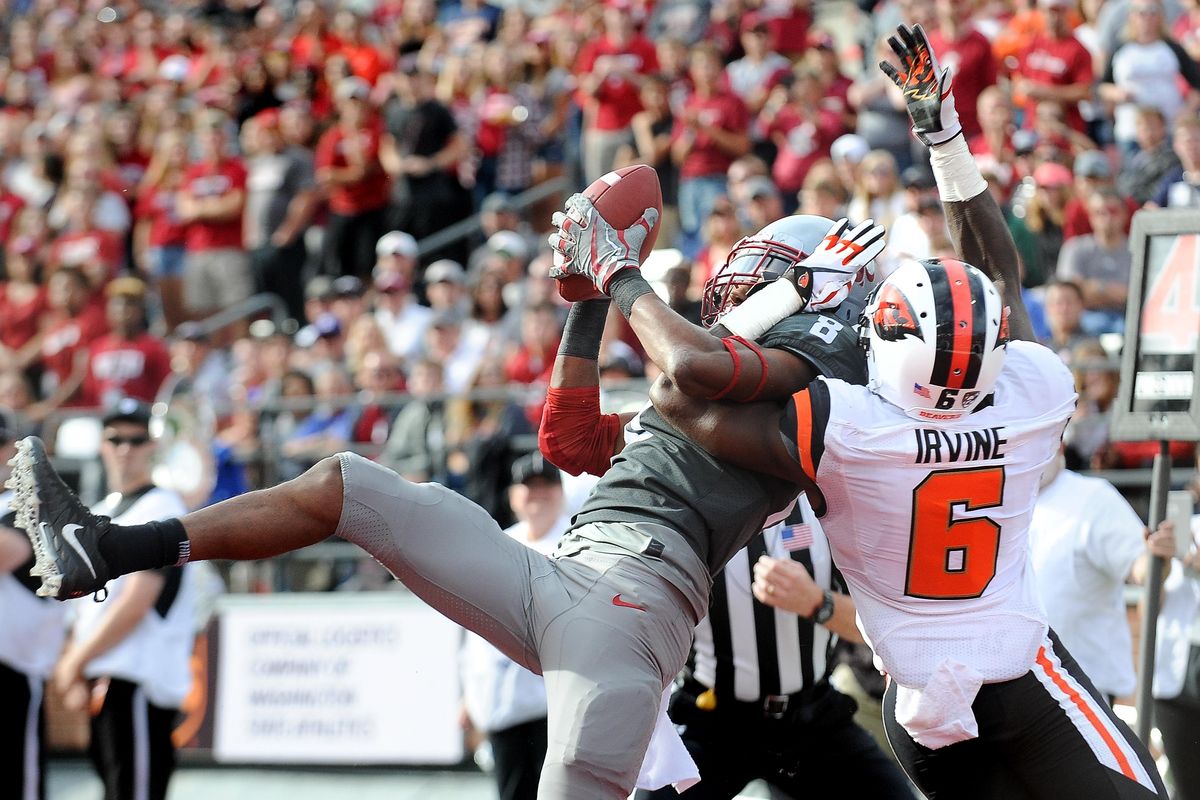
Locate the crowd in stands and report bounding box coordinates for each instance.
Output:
[0,0,1197,519]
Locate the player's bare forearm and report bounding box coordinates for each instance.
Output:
[628,292,810,400]
[943,190,1035,342]
[649,374,810,489]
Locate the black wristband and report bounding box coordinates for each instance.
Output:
[608,270,654,318]
[557,299,610,361]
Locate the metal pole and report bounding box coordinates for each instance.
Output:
[1136,439,1171,743]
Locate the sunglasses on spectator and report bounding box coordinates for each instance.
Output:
[105,435,152,447]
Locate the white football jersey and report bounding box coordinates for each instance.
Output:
[789,341,1077,688]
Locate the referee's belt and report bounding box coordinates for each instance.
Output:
[680,675,828,720]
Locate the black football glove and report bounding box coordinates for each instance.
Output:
[879,24,962,147]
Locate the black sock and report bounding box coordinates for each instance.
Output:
[99,518,190,574]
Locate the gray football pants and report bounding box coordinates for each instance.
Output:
[334,453,698,799]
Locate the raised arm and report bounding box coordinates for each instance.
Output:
[880,24,1034,342]
[538,299,629,476]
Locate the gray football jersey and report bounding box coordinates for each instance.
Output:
[570,311,866,577]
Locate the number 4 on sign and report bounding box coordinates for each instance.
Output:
[1140,234,1200,355]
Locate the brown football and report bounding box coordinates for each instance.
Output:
[557,165,664,302]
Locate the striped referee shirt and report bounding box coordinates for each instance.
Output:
[691,496,843,701]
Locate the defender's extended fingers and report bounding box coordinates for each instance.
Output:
[879,59,903,87]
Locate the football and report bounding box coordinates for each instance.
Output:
[557,164,663,302]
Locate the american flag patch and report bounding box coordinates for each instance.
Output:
[913,383,931,398]
[780,524,813,552]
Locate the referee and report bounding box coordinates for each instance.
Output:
[637,498,911,799]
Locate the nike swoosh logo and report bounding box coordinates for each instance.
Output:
[60,523,97,579]
[611,594,646,612]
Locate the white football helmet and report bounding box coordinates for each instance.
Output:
[702,214,875,327]
[861,258,1009,420]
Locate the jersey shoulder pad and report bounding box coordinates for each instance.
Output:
[759,312,867,386]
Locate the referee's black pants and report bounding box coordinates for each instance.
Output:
[488,716,548,800]
[0,660,46,800]
[636,679,912,799]
[89,678,178,800]
[882,631,1167,800]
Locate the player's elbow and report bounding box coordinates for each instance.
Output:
[649,375,688,422]
[660,348,714,398]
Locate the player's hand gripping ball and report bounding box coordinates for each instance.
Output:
[549,165,663,301]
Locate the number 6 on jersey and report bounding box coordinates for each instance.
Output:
[905,466,1005,599]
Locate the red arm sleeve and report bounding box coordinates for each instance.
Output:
[538,385,623,477]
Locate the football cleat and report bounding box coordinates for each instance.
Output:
[5,436,113,600]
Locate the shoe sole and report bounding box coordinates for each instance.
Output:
[5,438,64,599]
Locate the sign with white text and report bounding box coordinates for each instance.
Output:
[213,595,464,765]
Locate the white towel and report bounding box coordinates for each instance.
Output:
[894,659,984,749]
[636,688,701,792]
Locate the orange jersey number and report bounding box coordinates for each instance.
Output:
[905,466,1006,599]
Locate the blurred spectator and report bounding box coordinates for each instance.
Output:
[466,270,516,356]
[473,44,544,202]
[828,135,870,201]
[847,149,907,234]
[927,0,999,139]
[1055,188,1131,332]
[1012,0,1094,133]
[886,165,945,264]
[1063,339,1119,468]
[316,77,390,280]
[380,64,472,261]
[739,176,784,233]
[693,196,744,295]
[1148,113,1200,207]
[1175,0,1200,61]
[1117,106,1184,203]
[134,131,190,332]
[372,231,431,362]
[505,302,560,390]
[243,109,319,324]
[34,268,108,419]
[330,276,369,334]
[618,75,679,241]
[424,260,471,316]
[84,278,172,408]
[278,366,353,478]
[575,0,659,183]
[343,314,391,378]
[663,264,703,325]
[1063,150,1138,239]
[381,358,448,482]
[756,0,815,59]
[851,38,914,172]
[726,153,772,228]
[178,115,252,322]
[1011,161,1072,286]
[808,31,855,130]
[424,309,485,393]
[1041,280,1096,364]
[970,87,1018,192]
[293,313,346,372]
[0,238,47,375]
[799,166,851,219]
[165,322,232,420]
[671,43,750,257]
[330,10,390,86]
[759,67,844,211]
[351,349,404,446]
[439,0,502,54]
[1098,0,1200,158]
[47,186,126,289]
[726,17,790,116]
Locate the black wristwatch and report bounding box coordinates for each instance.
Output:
[808,590,835,625]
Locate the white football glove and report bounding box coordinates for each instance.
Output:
[547,193,659,294]
[879,24,962,147]
[802,217,888,310]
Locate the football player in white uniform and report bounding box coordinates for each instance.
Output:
[620,25,1165,800]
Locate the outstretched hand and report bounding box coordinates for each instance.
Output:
[879,24,962,147]
[548,194,659,294]
[801,217,888,310]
